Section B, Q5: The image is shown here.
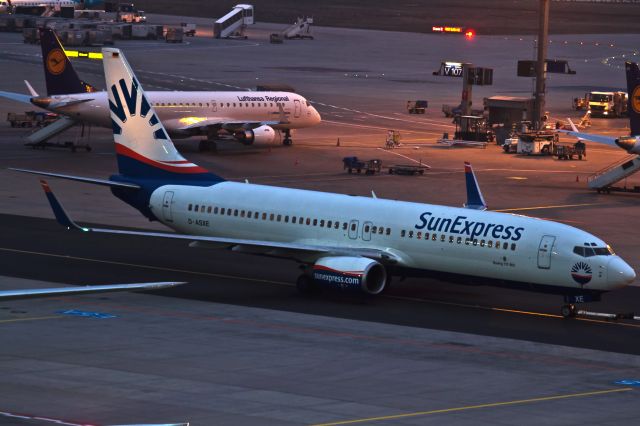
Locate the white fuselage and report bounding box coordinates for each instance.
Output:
[147,182,634,292]
[38,90,321,136]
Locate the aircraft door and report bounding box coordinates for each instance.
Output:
[362,221,372,241]
[537,235,556,269]
[348,220,359,240]
[211,101,217,112]
[162,191,174,222]
[294,99,301,118]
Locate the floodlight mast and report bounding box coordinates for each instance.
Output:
[533,0,550,130]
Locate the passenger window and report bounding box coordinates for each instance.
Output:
[441,234,445,242]
[416,231,421,239]
[270,213,275,221]
[292,217,297,224]
[386,228,391,236]
[277,214,282,222]
[343,223,348,230]
[473,239,478,246]
[449,236,454,243]
[207,206,212,213]
[511,243,516,251]
[503,243,508,250]
[328,221,332,228]
[195,205,199,212]
[234,209,238,216]
[401,230,406,237]
[214,207,219,214]
[487,240,493,248]
[313,219,317,226]
[262,213,267,220]
[424,233,429,240]
[335,222,340,229]
[233,103,236,107]
[227,209,232,216]
[241,210,245,217]
[321,220,325,227]
[285,216,289,223]
[480,240,485,247]
[432,234,437,241]
[409,231,413,238]
[465,238,470,245]
[351,223,356,231]
[188,204,192,211]
[457,237,462,244]
[220,208,225,214]
[306,218,311,225]
[495,241,500,249]
[378,227,383,234]
[365,225,370,233]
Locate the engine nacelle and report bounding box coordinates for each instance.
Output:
[236,125,276,146]
[312,256,387,295]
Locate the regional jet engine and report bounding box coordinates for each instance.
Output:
[236,125,276,145]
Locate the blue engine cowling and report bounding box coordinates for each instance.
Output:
[312,256,387,295]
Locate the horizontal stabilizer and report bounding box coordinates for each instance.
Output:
[10,168,140,189]
[0,281,185,300]
[556,129,618,146]
[0,90,33,105]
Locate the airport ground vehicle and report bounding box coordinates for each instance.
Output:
[385,130,401,148]
[165,27,183,43]
[588,91,627,118]
[407,100,428,114]
[516,132,558,155]
[553,141,586,160]
[117,3,145,23]
[180,23,196,37]
[387,164,428,175]
[342,156,382,174]
[7,111,57,127]
[573,94,588,110]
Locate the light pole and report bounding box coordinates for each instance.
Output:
[533,0,550,130]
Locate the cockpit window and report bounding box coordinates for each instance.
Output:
[573,245,613,257]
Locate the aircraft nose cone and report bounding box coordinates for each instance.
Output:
[311,105,321,124]
[608,256,636,288]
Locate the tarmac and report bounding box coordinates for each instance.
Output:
[0,17,639,425]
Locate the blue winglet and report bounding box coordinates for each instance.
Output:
[39,179,85,230]
[463,162,487,210]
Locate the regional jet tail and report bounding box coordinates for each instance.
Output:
[0,281,184,300]
[11,48,635,319]
[559,61,640,154]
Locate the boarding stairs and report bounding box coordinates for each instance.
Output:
[23,117,91,151]
[587,154,640,192]
[283,17,314,39]
[214,5,251,39]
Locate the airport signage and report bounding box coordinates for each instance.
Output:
[443,62,463,77]
[432,26,462,33]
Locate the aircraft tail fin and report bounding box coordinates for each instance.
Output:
[463,162,487,210]
[103,48,223,183]
[625,61,640,136]
[40,28,97,96]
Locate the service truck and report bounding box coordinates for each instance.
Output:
[588,91,627,118]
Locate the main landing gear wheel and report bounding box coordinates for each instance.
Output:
[296,274,316,296]
[561,304,577,319]
[198,139,217,152]
[282,129,293,146]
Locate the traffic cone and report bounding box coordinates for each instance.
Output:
[336,138,340,147]
[576,175,579,182]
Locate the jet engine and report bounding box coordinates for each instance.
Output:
[312,256,387,295]
[236,125,276,145]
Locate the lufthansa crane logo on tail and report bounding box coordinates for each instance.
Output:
[108,77,167,141]
[571,261,592,285]
[632,86,640,114]
[46,48,66,75]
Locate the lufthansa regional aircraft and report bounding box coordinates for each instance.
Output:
[561,61,640,153]
[0,29,321,150]
[13,48,636,318]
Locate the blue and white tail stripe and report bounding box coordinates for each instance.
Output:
[463,161,487,210]
[626,61,640,137]
[102,48,222,182]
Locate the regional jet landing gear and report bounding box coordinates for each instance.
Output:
[283,129,293,146]
[561,304,577,319]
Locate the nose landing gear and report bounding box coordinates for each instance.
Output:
[561,304,577,318]
[283,129,293,146]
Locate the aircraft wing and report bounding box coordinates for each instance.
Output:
[39,179,403,265]
[0,90,33,105]
[174,119,282,132]
[0,281,185,300]
[557,128,618,147]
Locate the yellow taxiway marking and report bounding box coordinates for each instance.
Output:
[310,388,633,426]
[494,202,600,212]
[0,247,292,287]
[0,315,63,324]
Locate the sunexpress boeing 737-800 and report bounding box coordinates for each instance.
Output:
[0,29,321,149]
[12,48,636,318]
